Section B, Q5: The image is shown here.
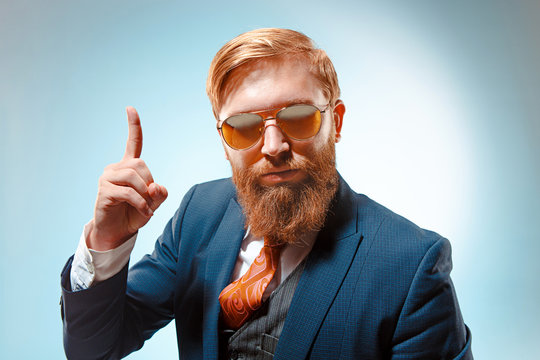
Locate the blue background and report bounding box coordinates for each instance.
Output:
[1,0,539,358]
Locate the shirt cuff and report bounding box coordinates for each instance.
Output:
[70,222,137,291]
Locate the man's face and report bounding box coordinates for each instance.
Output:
[217,56,345,244]
[218,56,343,183]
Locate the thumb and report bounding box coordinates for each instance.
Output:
[148,183,168,211]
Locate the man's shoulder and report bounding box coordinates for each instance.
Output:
[347,186,445,252]
[345,188,452,279]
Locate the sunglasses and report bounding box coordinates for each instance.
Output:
[217,103,329,150]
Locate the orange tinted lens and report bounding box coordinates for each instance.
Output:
[221,113,263,149]
[277,104,321,140]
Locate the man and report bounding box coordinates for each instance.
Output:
[61,28,472,359]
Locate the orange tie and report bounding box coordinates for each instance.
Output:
[219,242,282,329]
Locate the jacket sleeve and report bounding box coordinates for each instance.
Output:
[60,185,197,359]
[391,237,473,359]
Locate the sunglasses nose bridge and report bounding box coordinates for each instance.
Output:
[260,118,290,156]
[261,117,287,137]
[262,115,277,124]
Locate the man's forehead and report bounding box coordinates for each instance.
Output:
[223,55,311,91]
[219,56,324,118]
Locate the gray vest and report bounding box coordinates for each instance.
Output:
[220,260,306,360]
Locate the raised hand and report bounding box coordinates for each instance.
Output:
[87,107,168,251]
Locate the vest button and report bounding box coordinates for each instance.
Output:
[229,349,239,360]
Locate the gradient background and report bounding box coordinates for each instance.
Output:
[1,0,539,358]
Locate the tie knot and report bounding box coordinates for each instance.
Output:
[263,237,285,249]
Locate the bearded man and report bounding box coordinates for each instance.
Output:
[60,28,472,359]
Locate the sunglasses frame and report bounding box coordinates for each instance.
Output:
[217,103,330,150]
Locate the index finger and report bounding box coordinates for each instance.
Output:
[124,106,143,159]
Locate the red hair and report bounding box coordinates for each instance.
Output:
[206,28,340,119]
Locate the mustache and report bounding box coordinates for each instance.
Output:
[249,154,314,178]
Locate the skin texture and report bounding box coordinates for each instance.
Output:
[218,56,345,189]
[88,107,168,251]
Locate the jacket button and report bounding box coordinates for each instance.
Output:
[229,349,238,360]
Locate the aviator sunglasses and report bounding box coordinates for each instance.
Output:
[217,103,329,150]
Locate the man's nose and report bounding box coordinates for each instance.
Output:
[261,121,290,157]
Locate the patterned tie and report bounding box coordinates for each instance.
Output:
[219,241,282,329]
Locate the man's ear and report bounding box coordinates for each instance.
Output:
[333,100,345,143]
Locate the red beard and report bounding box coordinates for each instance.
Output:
[232,137,339,246]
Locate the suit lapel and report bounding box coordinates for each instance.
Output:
[274,178,363,360]
[202,198,246,359]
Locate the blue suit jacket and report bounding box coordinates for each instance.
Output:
[61,177,472,359]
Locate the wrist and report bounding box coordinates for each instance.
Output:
[87,221,136,251]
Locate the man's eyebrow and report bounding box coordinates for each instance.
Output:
[286,98,316,106]
[247,99,315,113]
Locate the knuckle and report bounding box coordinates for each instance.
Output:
[128,186,139,197]
[121,186,134,198]
[132,158,145,167]
[124,158,144,171]
[124,168,137,180]
[104,163,117,171]
[98,174,109,186]
[138,160,149,173]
